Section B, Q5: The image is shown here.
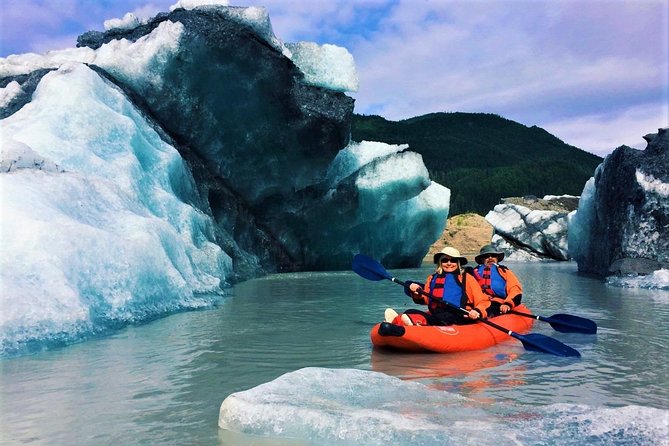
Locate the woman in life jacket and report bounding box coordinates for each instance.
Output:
[386,247,490,326]
[472,244,523,316]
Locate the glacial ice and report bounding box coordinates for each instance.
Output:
[286,41,359,92]
[170,0,231,12]
[218,367,669,445]
[104,12,144,31]
[0,3,449,357]
[485,197,570,261]
[0,2,357,94]
[0,63,230,356]
[94,20,185,91]
[569,130,669,287]
[0,81,21,107]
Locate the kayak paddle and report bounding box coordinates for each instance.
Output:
[509,310,597,334]
[352,254,581,357]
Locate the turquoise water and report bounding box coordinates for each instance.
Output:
[1,262,667,445]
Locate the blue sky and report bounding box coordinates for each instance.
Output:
[1,0,667,157]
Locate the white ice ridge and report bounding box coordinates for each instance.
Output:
[1,2,358,93]
[0,19,183,82]
[0,63,231,356]
[286,41,359,92]
[104,12,143,31]
[326,140,410,185]
[94,20,184,91]
[170,0,231,10]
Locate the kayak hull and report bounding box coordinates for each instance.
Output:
[370,304,534,353]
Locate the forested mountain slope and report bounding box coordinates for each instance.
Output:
[351,112,603,215]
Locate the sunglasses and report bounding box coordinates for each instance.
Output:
[483,254,498,259]
[440,257,458,264]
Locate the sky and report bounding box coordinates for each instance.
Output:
[1,0,667,157]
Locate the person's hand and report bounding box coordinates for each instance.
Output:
[409,283,421,293]
[500,304,511,314]
[468,309,479,319]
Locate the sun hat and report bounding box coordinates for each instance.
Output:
[433,247,468,265]
[475,244,505,264]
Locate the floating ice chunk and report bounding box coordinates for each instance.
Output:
[93,20,184,91]
[606,269,669,291]
[0,47,95,77]
[525,404,669,444]
[219,367,483,445]
[543,194,578,200]
[220,368,667,445]
[287,41,359,92]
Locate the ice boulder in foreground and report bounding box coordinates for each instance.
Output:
[485,195,578,261]
[218,367,667,445]
[569,128,669,285]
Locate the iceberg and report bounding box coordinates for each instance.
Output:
[0,63,230,356]
[569,129,669,283]
[0,3,449,356]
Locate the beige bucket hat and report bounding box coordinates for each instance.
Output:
[433,247,468,265]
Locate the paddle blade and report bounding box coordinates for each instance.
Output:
[545,314,598,334]
[352,254,392,282]
[517,333,581,357]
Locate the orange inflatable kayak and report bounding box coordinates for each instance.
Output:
[370,304,535,353]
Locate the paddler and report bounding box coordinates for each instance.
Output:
[471,244,523,316]
[385,247,490,326]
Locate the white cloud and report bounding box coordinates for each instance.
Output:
[1,0,667,157]
[344,0,668,156]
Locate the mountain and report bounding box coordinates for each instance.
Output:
[351,112,603,215]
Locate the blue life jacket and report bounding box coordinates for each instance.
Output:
[474,264,507,297]
[428,273,463,310]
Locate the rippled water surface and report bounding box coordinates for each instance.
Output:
[1,262,667,444]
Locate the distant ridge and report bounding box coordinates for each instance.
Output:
[351,112,602,215]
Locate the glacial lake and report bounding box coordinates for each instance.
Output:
[1,262,667,445]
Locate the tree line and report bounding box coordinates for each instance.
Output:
[351,112,603,215]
